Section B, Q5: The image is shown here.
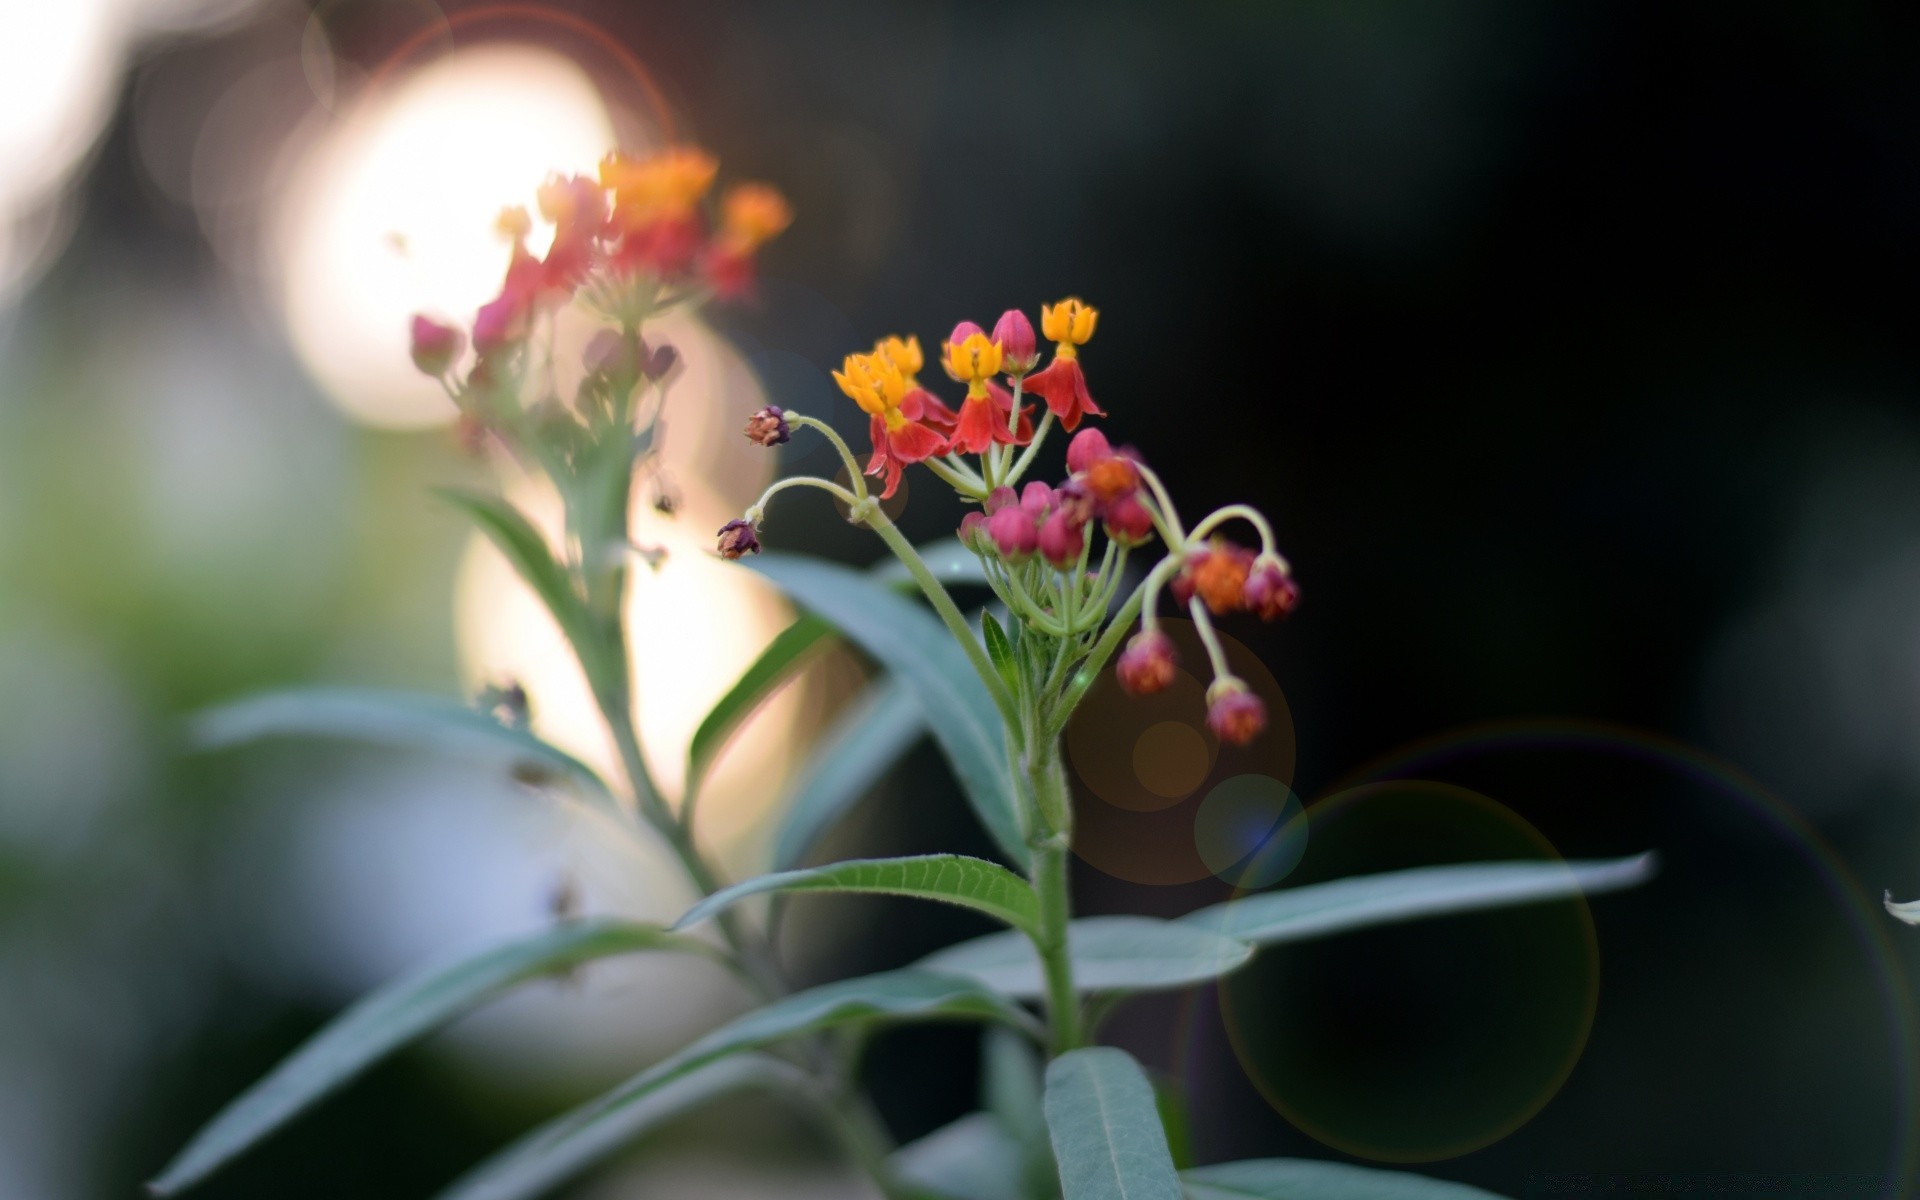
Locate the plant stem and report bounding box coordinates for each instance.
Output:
[1025,738,1082,1054]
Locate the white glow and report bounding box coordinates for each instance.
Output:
[276,44,616,427]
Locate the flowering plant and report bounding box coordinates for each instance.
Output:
[153,145,1652,1200]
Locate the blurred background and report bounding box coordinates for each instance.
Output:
[2,1,1918,1197]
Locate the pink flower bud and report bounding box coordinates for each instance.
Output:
[1206,682,1267,745]
[1103,493,1155,546]
[958,511,990,552]
[1066,427,1112,475]
[1242,560,1300,621]
[410,315,464,376]
[987,506,1039,562]
[993,309,1038,373]
[984,486,1019,515]
[716,518,761,560]
[1116,630,1177,696]
[1020,481,1055,518]
[948,320,986,344]
[1038,509,1085,568]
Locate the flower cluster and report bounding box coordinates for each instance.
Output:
[725,297,1297,745]
[408,145,790,404]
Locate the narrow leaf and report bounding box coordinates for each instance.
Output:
[770,677,925,870]
[187,687,610,795]
[674,855,1041,938]
[1182,1158,1508,1199]
[983,1026,1055,1193]
[981,612,1020,698]
[893,1113,1031,1200]
[436,969,1041,1200]
[1886,891,1920,926]
[149,919,704,1195]
[686,613,835,800]
[1183,853,1657,946]
[919,916,1254,999]
[747,555,1026,868]
[438,1055,808,1200]
[437,489,589,639]
[1044,1047,1182,1200]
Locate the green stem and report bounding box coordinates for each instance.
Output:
[1026,739,1082,1054]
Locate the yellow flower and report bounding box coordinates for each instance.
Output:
[874,335,924,379]
[600,146,717,223]
[494,205,532,241]
[942,332,1004,386]
[1040,297,1098,346]
[833,351,909,423]
[720,183,792,250]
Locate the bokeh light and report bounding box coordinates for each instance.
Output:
[1219,781,1600,1162]
[1193,774,1306,890]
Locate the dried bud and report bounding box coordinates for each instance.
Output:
[993,309,1038,373]
[653,483,681,516]
[1066,427,1113,475]
[1206,681,1267,745]
[716,518,761,559]
[1116,630,1178,696]
[479,680,531,727]
[959,511,991,552]
[410,315,464,376]
[987,506,1039,562]
[1190,544,1254,614]
[1243,560,1300,621]
[1103,493,1156,546]
[745,405,790,446]
[644,342,679,380]
[1038,509,1085,568]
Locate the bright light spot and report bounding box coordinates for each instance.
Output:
[0,2,121,207]
[276,44,616,427]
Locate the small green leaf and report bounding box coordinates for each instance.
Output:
[981,611,1021,698]
[686,613,835,802]
[1182,853,1657,946]
[1886,892,1920,926]
[770,677,925,870]
[1044,1047,1182,1200]
[188,687,610,795]
[918,916,1254,999]
[674,855,1041,938]
[435,969,1040,1200]
[438,488,590,639]
[1181,1159,1508,1199]
[748,555,1026,868]
[149,919,705,1196]
[437,1055,809,1200]
[892,1113,1032,1200]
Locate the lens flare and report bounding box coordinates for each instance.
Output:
[1194,774,1306,890]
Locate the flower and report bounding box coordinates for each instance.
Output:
[716,518,761,559]
[834,350,945,499]
[744,406,790,446]
[1116,630,1178,695]
[993,308,1038,374]
[602,147,716,277]
[1206,679,1266,744]
[409,315,464,376]
[1243,559,1300,621]
[942,324,1022,455]
[1182,543,1255,614]
[1023,297,1105,430]
[876,335,960,433]
[706,182,792,296]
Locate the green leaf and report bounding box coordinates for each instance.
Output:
[686,613,835,801]
[870,538,990,590]
[435,969,1041,1200]
[918,916,1254,999]
[1044,1047,1182,1200]
[893,1113,1032,1200]
[187,687,610,795]
[1181,1159,1508,1199]
[983,1026,1055,1194]
[437,488,591,641]
[1886,892,1920,926]
[770,677,925,870]
[149,919,705,1196]
[437,1054,809,1200]
[1182,853,1657,946]
[674,855,1041,938]
[747,555,1026,869]
[981,611,1020,698]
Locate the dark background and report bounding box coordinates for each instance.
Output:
[3,2,1918,1197]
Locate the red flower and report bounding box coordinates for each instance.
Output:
[1025,298,1104,430]
[1117,631,1178,695]
[836,350,944,500]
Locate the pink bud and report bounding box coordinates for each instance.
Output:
[1020,481,1054,519]
[958,511,990,552]
[984,486,1019,515]
[1116,630,1177,696]
[410,315,464,376]
[1103,493,1155,546]
[993,309,1038,372]
[1038,509,1085,568]
[1207,683,1267,745]
[1066,427,1112,475]
[987,506,1039,562]
[948,320,986,344]
[1242,561,1300,621]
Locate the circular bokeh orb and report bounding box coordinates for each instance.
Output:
[1219,781,1600,1162]
[1065,617,1294,885]
[1195,774,1306,889]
